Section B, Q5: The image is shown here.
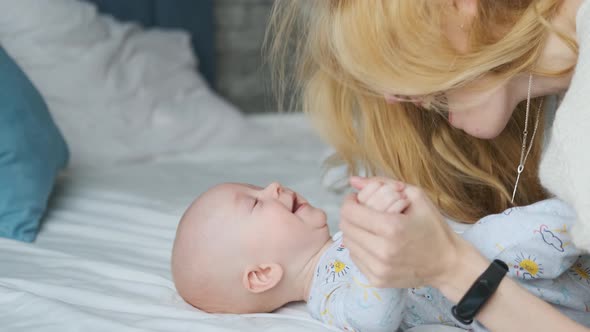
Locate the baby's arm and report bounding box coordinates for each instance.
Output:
[314,178,408,331]
[319,178,410,332]
[461,200,587,308]
[344,268,406,332]
[314,256,406,332]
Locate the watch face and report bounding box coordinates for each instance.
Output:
[452,305,473,325]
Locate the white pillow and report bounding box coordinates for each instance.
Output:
[0,0,244,167]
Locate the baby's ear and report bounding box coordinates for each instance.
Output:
[242,263,284,294]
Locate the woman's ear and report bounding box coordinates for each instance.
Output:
[242,263,284,294]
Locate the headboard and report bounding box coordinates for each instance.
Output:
[83,0,217,89]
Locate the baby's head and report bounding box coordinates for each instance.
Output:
[172,182,330,313]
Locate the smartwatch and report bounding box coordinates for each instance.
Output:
[451,259,509,325]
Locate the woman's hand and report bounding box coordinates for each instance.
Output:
[341,177,590,332]
[340,176,463,289]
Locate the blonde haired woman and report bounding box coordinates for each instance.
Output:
[269,0,590,331]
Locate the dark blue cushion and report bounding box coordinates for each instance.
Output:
[0,46,69,242]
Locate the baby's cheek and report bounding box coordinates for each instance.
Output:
[265,215,297,241]
[277,225,308,248]
[306,209,327,229]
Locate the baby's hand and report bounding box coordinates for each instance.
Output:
[350,176,410,213]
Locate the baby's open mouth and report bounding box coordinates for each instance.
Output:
[292,195,307,213]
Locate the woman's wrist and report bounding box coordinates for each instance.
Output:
[431,236,491,303]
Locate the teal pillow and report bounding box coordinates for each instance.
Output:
[0,46,69,242]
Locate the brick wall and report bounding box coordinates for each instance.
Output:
[215,0,275,113]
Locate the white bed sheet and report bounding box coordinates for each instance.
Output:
[0,114,346,332]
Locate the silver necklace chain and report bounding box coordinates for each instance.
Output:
[511,74,543,203]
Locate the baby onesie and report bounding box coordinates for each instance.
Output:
[402,199,590,331]
[307,232,406,332]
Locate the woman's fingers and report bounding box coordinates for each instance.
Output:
[387,198,410,214]
[340,223,392,286]
[342,183,462,289]
[344,239,385,286]
[341,217,410,288]
[341,194,397,235]
[340,216,380,253]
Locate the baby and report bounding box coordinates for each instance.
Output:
[171,179,409,332]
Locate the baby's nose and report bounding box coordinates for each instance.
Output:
[265,182,282,197]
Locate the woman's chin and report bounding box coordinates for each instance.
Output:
[462,125,503,140]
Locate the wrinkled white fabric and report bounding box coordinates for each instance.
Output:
[0,0,243,167]
[539,0,590,251]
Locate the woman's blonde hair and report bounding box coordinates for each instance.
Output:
[266,0,577,223]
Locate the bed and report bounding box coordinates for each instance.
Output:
[0,113,350,332]
[0,1,461,331]
[0,115,461,332]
